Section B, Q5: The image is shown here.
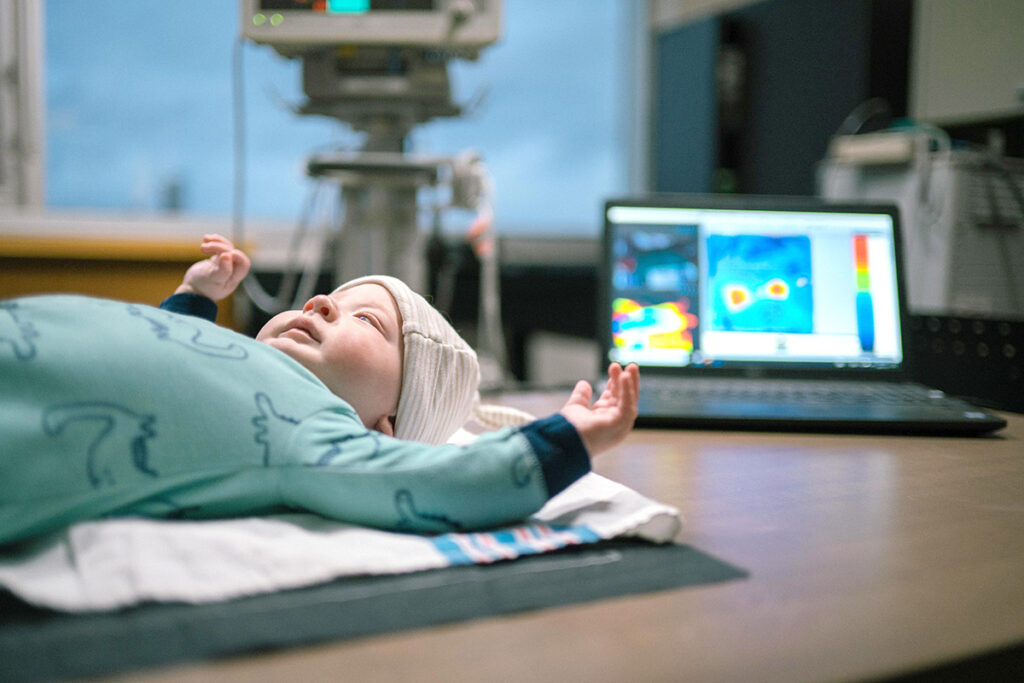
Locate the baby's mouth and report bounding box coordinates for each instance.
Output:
[284,319,319,342]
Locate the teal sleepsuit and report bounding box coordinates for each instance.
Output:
[0,294,589,546]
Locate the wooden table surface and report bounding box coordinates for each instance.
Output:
[131,393,1024,683]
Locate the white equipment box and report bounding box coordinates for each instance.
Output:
[820,137,1024,320]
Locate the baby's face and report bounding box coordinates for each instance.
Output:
[256,284,403,434]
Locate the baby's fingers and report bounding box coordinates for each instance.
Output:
[594,363,627,408]
[621,363,639,395]
[223,250,251,286]
[605,362,622,393]
[566,380,594,408]
[229,248,251,274]
[622,363,639,415]
[199,234,234,255]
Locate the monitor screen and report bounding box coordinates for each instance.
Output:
[605,202,905,371]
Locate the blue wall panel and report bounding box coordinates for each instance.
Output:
[653,18,719,193]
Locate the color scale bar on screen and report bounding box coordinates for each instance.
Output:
[853,235,875,352]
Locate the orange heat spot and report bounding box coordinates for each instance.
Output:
[723,284,754,312]
[759,278,790,300]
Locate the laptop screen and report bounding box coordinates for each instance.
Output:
[604,197,908,373]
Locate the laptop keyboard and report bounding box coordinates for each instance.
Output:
[642,377,948,406]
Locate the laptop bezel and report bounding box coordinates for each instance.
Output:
[601,193,916,382]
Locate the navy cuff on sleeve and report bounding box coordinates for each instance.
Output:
[159,292,219,322]
[519,414,591,497]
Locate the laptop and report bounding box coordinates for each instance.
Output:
[602,194,1007,435]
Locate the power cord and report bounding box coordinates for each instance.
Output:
[231,35,332,316]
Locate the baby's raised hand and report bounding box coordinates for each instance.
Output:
[175,234,251,301]
[559,363,640,456]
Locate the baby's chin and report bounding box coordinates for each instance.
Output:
[259,337,338,390]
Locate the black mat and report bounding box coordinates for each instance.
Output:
[0,540,746,681]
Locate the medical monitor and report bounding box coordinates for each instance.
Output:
[241,0,501,56]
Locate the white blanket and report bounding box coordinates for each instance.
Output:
[0,473,680,612]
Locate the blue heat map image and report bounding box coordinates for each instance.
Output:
[707,234,813,333]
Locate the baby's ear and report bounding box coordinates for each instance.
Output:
[374,414,396,437]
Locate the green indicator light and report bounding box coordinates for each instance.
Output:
[252,13,266,26]
[270,13,284,26]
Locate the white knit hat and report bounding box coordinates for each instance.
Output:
[332,275,480,445]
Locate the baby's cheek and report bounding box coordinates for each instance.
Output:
[254,314,289,341]
[350,346,401,399]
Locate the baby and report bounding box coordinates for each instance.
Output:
[170,234,639,452]
[0,235,638,546]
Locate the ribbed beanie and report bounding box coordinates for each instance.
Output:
[332,275,480,445]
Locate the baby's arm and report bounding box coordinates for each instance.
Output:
[286,409,589,533]
[559,363,640,456]
[175,234,251,301]
[251,366,637,535]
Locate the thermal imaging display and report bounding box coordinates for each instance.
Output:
[707,234,813,334]
[610,224,700,365]
[605,203,903,369]
[612,297,699,354]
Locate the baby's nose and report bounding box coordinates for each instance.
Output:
[303,294,336,320]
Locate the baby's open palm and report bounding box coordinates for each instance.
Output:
[559,363,639,456]
[179,234,251,301]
